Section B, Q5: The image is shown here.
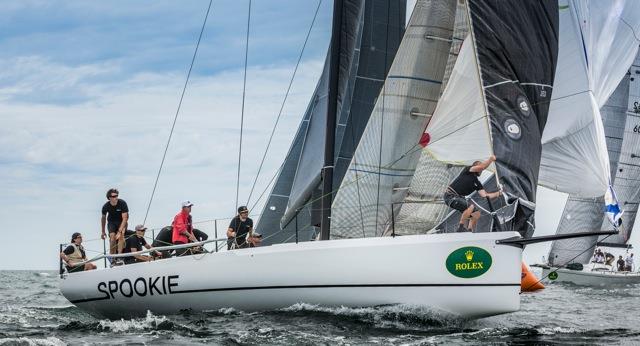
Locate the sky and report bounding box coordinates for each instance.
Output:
[0,0,333,270]
[0,0,616,270]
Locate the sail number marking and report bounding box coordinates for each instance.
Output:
[97,275,179,299]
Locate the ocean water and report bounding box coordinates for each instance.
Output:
[1,270,639,345]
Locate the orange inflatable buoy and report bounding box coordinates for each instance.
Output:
[521,262,544,292]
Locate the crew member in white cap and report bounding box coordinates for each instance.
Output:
[172,201,197,256]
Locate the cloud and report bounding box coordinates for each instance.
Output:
[0,15,326,269]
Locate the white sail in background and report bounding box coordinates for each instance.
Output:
[539,0,640,197]
[547,73,630,266]
[330,0,457,238]
[598,54,640,246]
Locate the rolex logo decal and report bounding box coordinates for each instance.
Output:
[465,250,474,262]
[446,247,492,279]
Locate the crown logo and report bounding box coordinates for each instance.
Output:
[465,250,474,262]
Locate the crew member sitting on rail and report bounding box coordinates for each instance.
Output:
[227,206,260,249]
[172,201,197,256]
[443,155,502,232]
[60,232,97,273]
[123,224,162,264]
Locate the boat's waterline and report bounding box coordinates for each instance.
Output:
[61,232,523,319]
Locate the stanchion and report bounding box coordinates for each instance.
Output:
[102,238,107,268]
[59,244,64,278]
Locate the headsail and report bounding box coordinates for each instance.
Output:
[329,0,458,238]
[428,0,559,237]
[256,0,406,244]
[390,0,470,235]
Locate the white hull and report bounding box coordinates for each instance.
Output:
[540,266,640,286]
[61,232,522,319]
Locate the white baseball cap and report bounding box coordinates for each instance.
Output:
[181,200,194,208]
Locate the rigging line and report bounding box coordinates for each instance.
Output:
[236,0,252,213]
[522,233,615,293]
[245,0,323,207]
[142,0,214,225]
[374,0,392,237]
[287,143,425,228]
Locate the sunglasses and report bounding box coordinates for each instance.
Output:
[109,195,118,198]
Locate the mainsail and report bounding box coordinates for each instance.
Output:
[329,0,457,238]
[256,0,406,244]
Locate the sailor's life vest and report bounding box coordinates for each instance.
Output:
[67,244,85,266]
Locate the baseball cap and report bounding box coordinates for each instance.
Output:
[135,224,147,231]
[182,200,194,208]
[238,206,249,213]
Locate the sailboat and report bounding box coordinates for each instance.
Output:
[61,0,562,319]
[537,52,640,286]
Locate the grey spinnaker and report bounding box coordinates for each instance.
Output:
[256,0,406,244]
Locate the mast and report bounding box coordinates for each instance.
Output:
[320,0,343,241]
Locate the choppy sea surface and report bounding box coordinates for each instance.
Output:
[1,270,639,345]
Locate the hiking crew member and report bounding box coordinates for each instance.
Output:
[443,155,502,232]
[101,188,129,255]
[123,224,161,264]
[227,206,259,249]
[172,201,197,256]
[60,232,97,273]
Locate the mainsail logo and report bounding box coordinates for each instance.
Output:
[446,246,492,278]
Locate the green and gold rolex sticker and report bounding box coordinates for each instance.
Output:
[446,246,492,278]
